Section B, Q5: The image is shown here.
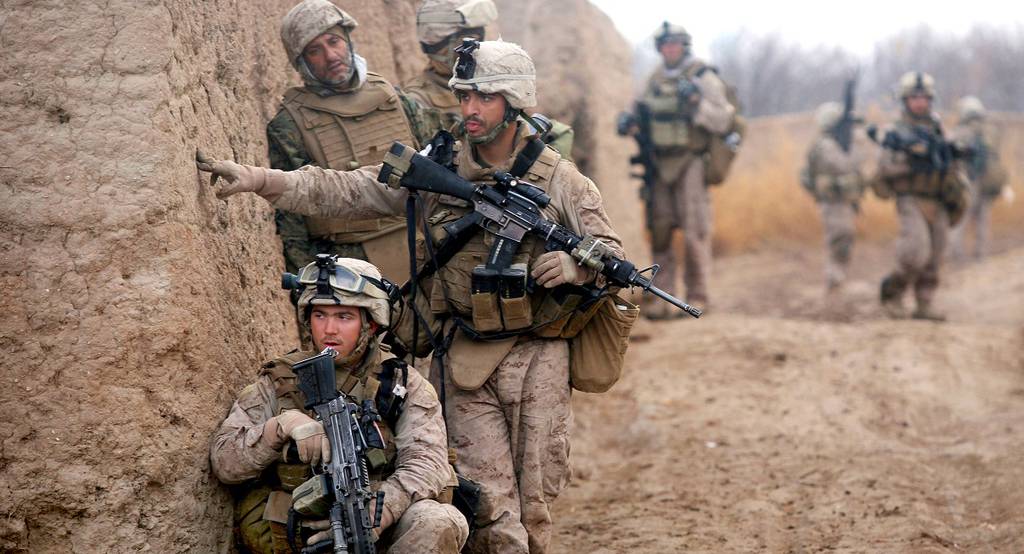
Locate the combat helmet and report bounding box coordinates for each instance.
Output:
[815,102,844,131]
[898,71,936,99]
[417,0,497,48]
[448,39,536,143]
[654,21,691,49]
[957,95,986,122]
[280,0,358,83]
[287,255,394,330]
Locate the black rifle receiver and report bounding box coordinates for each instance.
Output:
[377,142,701,318]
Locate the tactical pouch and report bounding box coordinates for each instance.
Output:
[470,266,503,332]
[292,474,331,518]
[532,290,584,338]
[705,116,745,185]
[569,294,639,393]
[498,264,532,331]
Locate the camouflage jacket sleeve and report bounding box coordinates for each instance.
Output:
[549,159,625,280]
[267,109,317,272]
[399,91,445,149]
[209,376,283,485]
[693,69,735,135]
[271,164,408,220]
[376,367,452,522]
[814,136,862,177]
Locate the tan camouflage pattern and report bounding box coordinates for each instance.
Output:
[437,338,571,554]
[209,346,464,552]
[643,58,736,145]
[448,41,537,110]
[404,68,463,130]
[280,0,357,68]
[883,197,949,308]
[949,118,1001,260]
[251,124,621,553]
[648,151,711,307]
[416,0,497,45]
[640,58,734,310]
[386,499,469,553]
[803,134,866,290]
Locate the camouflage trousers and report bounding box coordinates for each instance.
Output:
[949,186,994,261]
[819,200,857,290]
[649,153,712,306]
[440,339,572,554]
[883,197,949,307]
[385,499,469,554]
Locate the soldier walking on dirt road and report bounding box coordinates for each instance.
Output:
[801,101,867,298]
[870,71,969,321]
[626,22,737,318]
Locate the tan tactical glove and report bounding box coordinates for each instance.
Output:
[195,149,287,201]
[303,497,393,545]
[531,251,594,288]
[274,410,331,465]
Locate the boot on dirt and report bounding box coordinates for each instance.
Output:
[879,276,907,320]
[912,302,946,322]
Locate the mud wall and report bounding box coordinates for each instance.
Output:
[496,0,647,257]
[0,0,422,551]
[0,0,635,552]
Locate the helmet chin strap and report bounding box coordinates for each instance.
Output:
[465,104,520,145]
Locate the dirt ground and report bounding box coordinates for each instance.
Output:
[551,235,1024,552]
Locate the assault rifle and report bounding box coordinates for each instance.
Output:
[378,142,701,318]
[832,77,859,152]
[867,124,972,175]
[616,102,658,230]
[288,347,385,554]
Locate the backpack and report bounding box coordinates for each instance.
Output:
[689,64,744,185]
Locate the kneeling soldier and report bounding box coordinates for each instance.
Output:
[210,256,468,553]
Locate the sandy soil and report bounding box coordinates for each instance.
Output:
[552,237,1024,552]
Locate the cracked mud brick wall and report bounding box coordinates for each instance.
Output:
[0,0,636,551]
[0,0,422,551]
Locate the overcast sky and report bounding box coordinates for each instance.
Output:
[589,0,1020,58]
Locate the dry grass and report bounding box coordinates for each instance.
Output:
[710,109,1024,254]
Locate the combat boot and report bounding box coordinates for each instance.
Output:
[879,275,907,320]
[912,302,946,322]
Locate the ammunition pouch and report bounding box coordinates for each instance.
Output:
[469,264,533,333]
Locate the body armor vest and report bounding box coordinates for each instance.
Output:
[280,73,414,263]
[643,60,711,153]
[236,348,406,554]
[887,117,957,198]
[404,68,462,130]
[423,145,588,339]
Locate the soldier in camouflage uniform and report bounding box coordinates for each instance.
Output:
[871,72,969,321]
[199,40,623,554]
[405,0,575,158]
[948,96,1009,262]
[405,0,498,131]
[801,102,866,295]
[269,0,438,282]
[210,257,468,554]
[638,22,735,317]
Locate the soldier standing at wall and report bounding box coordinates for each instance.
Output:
[269,0,437,282]
[198,40,628,554]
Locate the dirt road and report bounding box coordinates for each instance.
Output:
[552,239,1024,552]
